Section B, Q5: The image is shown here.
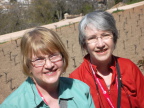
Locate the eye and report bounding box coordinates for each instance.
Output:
[87,35,96,40]
[102,33,111,37]
[49,53,59,59]
[32,57,45,62]
[36,57,45,61]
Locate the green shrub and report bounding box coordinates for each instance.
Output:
[137,57,144,69]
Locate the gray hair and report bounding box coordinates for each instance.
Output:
[79,10,118,50]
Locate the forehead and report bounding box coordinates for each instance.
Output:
[31,52,44,58]
[31,48,59,58]
[29,41,59,57]
[31,52,58,59]
[85,26,111,37]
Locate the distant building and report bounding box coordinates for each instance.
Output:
[1,0,31,4]
[0,0,10,13]
[0,0,31,13]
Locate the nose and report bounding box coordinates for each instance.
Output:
[44,58,54,69]
[96,37,105,48]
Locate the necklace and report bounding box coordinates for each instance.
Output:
[36,86,49,105]
[89,57,122,108]
[90,63,116,108]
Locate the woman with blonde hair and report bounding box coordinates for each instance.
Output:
[1,27,95,108]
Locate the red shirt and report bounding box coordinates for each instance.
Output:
[69,54,144,108]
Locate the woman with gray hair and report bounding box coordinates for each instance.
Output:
[69,10,144,108]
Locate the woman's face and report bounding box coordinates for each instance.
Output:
[85,27,115,64]
[30,52,64,86]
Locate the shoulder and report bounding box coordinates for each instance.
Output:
[116,56,136,67]
[2,79,29,100]
[116,56,139,71]
[69,55,90,77]
[1,77,34,107]
[60,77,89,91]
[116,56,142,76]
[59,77,94,108]
[117,56,132,63]
[59,77,91,101]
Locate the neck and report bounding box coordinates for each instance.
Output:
[91,63,112,86]
[32,78,59,96]
[37,84,58,95]
[32,78,60,108]
[97,66,111,76]
[36,82,59,104]
[90,58,112,76]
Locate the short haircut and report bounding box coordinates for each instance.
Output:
[20,27,68,76]
[79,10,118,50]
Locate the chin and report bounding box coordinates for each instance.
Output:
[95,55,111,62]
[45,79,59,84]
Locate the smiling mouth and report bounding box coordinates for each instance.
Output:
[96,49,107,53]
[45,72,54,74]
[44,70,56,74]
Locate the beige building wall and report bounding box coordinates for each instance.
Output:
[0,1,144,104]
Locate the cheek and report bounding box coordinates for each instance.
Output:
[30,66,42,75]
[58,61,64,70]
[85,44,95,52]
[29,65,34,74]
[109,41,115,50]
[56,60,65,73]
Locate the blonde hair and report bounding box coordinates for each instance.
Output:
[20,27,68,76]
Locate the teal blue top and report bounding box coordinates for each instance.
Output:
[0,77,95,108]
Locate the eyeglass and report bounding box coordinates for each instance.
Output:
[86,33,113,44]
[31,53,62,67]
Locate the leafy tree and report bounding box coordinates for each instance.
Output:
[30,0,55,24]
[10,0,17,3]
[50,0,67,21]
[0,2,25,35]
[0,0,143,35]
[123,0,143,4]
[79,1,94,15]
[68,0,83,14]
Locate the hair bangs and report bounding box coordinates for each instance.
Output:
[30,38,59,58]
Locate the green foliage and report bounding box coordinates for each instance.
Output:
[0,42,7,44]
[10,0,17,3]
[0,3,26,35]
[115,0,122,4]
[137,57,144,69]
[114,0,143,4]
[0,0,59,35]
[79,1,94,15]
[112,9,124,13]
[54,0,67,21]
[31,0,55,24]
[126,0,143,4]
[1,0,142,35]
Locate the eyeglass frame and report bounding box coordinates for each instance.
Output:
[85,32,113,44]
[30,53,62,67]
